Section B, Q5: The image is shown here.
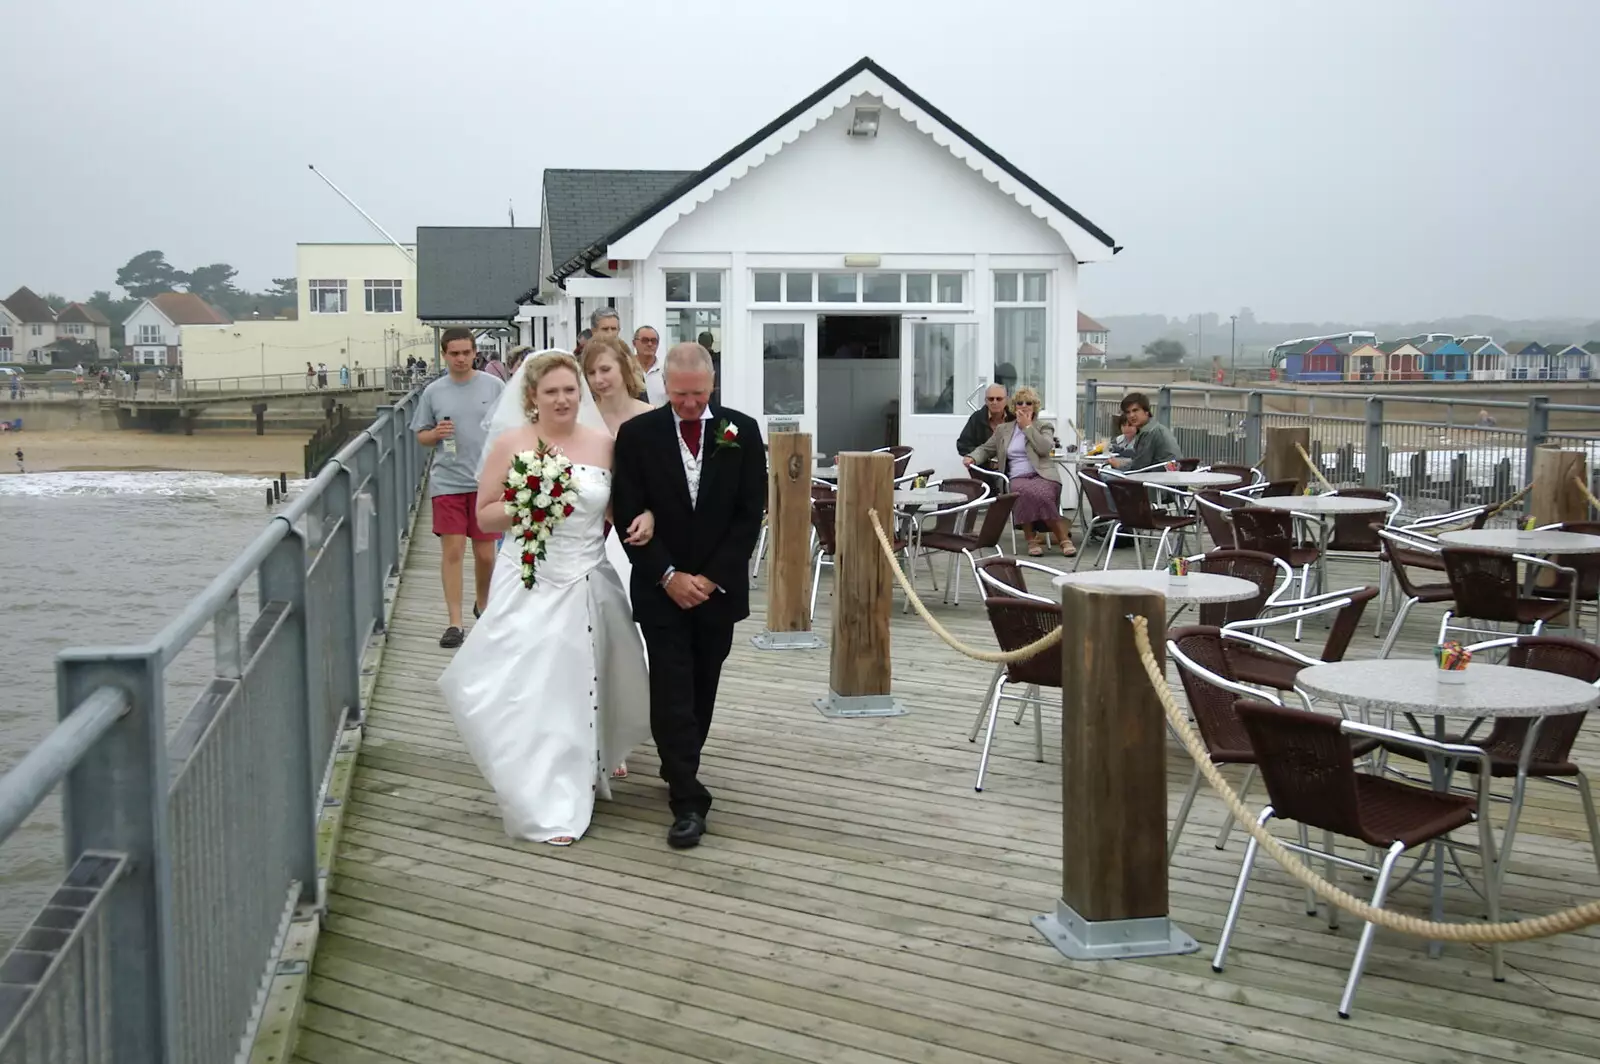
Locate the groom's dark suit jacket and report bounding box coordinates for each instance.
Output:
[611,404,767,627]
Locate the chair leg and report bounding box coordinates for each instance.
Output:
[1378,597,1418,658]
[970,666,1003,741]
[1298,823,1316,915]
[751,522,767,583]
[1168,763,1203,861]
[1577,771,1600,881]
[1213,765,1255,850]
[975,678,1007,792]
[810,551,824,619]
[1031,685,1045,762]
[1323,829,1340,930]
[1339,841,1407,1019]
[1133,531,1146,570]
[1494,768,1533,897]
[1213,808,1273,972]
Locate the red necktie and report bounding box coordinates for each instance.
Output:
[679,418,702,457]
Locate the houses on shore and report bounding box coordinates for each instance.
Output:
[1277,333,1599,383]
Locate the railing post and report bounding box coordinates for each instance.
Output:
[57,649,175,1061]
[1525,395,1549,501]
[1363,396,1385,489]
[374,407,400,582]
[1156,386,1172,425]
[1244,391,1264,468]
[1081,379,1098,440]
[258,529,321,905]
[325,461,365,728]
[1034,581,1197,960]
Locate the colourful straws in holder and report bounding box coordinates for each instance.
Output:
[1435,641,1471,685]
[1167,557,1190,583]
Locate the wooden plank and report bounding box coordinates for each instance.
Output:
[829,451,894,697]
[765,431,814,633]
[1264,426,1311,490]
[1531,447,1588,527]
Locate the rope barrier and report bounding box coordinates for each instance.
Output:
[857,505,1600,941]
[1574,476,1600,517]
[1293,442,1337,492]
[866,509,1061,665]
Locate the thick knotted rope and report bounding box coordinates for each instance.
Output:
[1293,442,1337,492]
[1574,476,1600,516]
[861,503,1600,941]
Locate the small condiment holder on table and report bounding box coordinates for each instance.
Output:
[1434,640,1471,686]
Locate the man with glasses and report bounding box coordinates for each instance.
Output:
[956,382,1014,467]
[633,324,667,406]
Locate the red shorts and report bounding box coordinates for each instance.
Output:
[431,492,496,541]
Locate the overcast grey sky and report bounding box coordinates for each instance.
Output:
[3,0,1595,322]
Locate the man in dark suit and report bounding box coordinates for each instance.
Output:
[611,343,766,849]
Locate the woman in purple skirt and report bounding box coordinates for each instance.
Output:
[962,386,1074,557]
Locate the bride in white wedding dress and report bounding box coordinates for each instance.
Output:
[439,350,652,845]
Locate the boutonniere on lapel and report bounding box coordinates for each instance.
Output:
[712,418,740,453]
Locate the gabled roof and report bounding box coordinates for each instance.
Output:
[2,286,56,323]
[562,57,1117,281]
[1378,340,1420,354]
[1347,343,1383,356]
[1077,311,1108,334]
[544,169,693,280]
[1503,341,1546,355]
[139,292,232,326]
[417,226,543,322]
[1077,341,1104,357]
[1414,340,1446,355]
[56,302,110,326]
[1583,341,1600,355]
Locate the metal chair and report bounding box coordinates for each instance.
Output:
[903,477,990,593]
[1534,521,1600,640]
[1374,528,1457,657]
[1221,587,1379,698]
[809,499,908,619]
[1193,549,1292,627]
[1102,476,1196,570]
[970,595,1060,791]
[1231,507,1323,634]
[1209,462,1262,488]
[915,493,1019,607]
[1072,468,1120,571]
[1215,700,1498,1018]
[1437,545,1575,646]
[1194,490,1248,551]
[967,465,1019,553]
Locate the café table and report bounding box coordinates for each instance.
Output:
[1053,569,1259,625]
[1241,494,1394,591]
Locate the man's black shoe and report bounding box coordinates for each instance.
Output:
[439,626,464,648]
[667,812,706,849]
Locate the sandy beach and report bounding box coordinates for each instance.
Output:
[2,428,310,476]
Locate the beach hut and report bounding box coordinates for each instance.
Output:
[1345,342,1385,381]
[1464,338,1507,380]
[1546,343,1591,380]
[1379,340,1423,380]
[1504,341,1549,380]
[1421,339,1469,380]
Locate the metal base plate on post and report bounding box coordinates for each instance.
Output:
[1032,899,1198,961]
[813,691,906,718]
[751,630,825,651]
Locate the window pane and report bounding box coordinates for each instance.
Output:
[912,322,978,414]
[753,272,781,301]
[993,272,1018,303]
[996,307,1048,407]
[904,273,932,302]
[785,272,813,302]
[817,272,857,302]
[667,308,722,362]
[862,273,901,303]
[762,323,805,415]
[936,273,963,303]
[664,271,691,303]
[1022,271,1048,302]
[695,271,722,303]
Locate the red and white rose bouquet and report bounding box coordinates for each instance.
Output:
[502,442,578,588]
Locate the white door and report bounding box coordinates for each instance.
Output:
[900,317,984,480]
[751,312,817,445]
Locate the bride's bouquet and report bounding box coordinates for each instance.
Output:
[501,442,578,588]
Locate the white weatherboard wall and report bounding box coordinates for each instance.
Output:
[630,93,1083,479]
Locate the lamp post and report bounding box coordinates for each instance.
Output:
[1230,314,1238,377]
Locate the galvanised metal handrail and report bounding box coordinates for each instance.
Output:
[0,388,427,1063]
[1079,378,1600,516]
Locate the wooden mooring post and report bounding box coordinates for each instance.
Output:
[1264,425,1311,491]
[1033,580,1199,959]
[753,432,824,650]
[814,450,903,718]
[1530,446,1588,527]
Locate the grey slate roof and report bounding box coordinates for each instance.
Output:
[542,169,694,277]
[416,226,541,322]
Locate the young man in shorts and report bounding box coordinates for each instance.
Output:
[410,328,505,647]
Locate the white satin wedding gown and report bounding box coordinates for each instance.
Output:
[438,462,652,843]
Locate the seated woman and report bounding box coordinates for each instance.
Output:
[962,386,1074,557]
[1107,412,1137,460]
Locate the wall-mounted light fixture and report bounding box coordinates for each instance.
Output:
[847,106,880,138]
[843,254,881,268]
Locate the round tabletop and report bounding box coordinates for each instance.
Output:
[1437,528,1600,555]
[1244,494,1393,515]
[1297,659,1599,719]
[1051,570,1260,605]
[894,488,967,507]
[1124,470,1242,488]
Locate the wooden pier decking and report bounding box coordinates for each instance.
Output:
[292,514,1600,1064]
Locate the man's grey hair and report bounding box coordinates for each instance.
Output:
[664,342,715,376]
[633,324,659,340]
[590,307,620,329]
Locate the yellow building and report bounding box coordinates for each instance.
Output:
[180,243,432,383]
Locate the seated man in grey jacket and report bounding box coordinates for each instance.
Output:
[1109,391,1182,470]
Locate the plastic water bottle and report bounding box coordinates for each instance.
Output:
[440,418,456,457]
